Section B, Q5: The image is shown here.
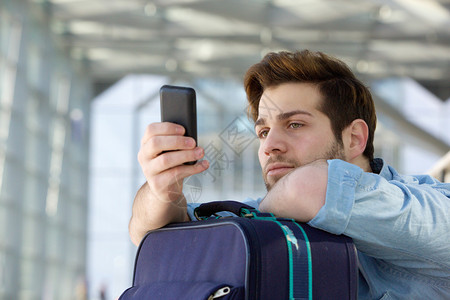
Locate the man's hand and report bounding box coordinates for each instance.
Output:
[129,122,209,246]
[259,159,328,222]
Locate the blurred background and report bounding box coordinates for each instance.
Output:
[1,0,449,299]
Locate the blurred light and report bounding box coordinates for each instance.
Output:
[144,3,157,16]
[69,21,104,35]
[260,28,272,45]
[49,0,81,3]
[165,59,178,71]
[45,181,60,217]
[378,5,392,21]
[87,48,116,61]
[70,108,84,121]
[197,41,214,61]
[394,0,449,25]
[356,60,370,73]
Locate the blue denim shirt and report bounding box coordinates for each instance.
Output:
[309,158,450,299]
[187,158,450,299]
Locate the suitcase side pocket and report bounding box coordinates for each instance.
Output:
[118,281,244,300]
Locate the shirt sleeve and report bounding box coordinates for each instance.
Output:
[308,159,362,235]
[186,202,201,221]
[309,159,450,270]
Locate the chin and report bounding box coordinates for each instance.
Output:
[263,176,280,191]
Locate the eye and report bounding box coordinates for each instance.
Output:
[257,128,269,139]
[289,122,303,129]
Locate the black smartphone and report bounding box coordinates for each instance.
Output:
[160,85,197,165]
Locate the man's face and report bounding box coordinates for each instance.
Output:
[255,82,346,190]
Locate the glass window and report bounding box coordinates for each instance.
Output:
[25,95,51,172]
[0,55,4,98]
[0,250,17,298]
[0,63,17,110]
[21,215,44,258]
[7,110,26,159]
[0,10,10,58]
[1,2,90,299]
[1,157,24,207]
[50,73,70,115]
[27,45,42,90]
[0,203,8,247]
[42,263,59,300]
[0,13,22,157]
[19,256,42,299]
[45,224,62,262]
[23,172,47,215]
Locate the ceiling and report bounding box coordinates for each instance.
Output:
[37,0,450,99]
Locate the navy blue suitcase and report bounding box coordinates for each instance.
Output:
[120,201,358,299]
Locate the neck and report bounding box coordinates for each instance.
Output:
[350,155,372,172]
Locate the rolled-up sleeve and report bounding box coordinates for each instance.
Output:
[308,159,363,235]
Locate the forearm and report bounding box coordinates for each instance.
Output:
[307,159,450,265]
[334,169,449,262]
[129,182,190,246]
[259,160,328,222]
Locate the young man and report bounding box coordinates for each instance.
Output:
[130,50,450,299]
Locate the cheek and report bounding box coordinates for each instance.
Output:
[289,131,331,159]
[258,144,267,165]
[301,129,331,148]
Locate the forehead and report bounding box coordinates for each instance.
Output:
[257,82,323,118]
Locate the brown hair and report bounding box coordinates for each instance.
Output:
[244,50,377,160]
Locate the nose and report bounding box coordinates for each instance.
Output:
[262,128,287,156]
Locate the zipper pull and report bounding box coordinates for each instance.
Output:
[208,286,231,299]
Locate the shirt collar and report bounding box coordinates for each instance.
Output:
[370,157,394,181]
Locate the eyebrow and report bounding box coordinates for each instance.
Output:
[254,110,313,128]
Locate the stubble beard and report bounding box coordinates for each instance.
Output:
[263,140,346,191]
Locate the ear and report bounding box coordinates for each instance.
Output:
[344,119,369,160]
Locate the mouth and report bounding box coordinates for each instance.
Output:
[265,163,295,177]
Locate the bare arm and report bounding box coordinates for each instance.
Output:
[259,159,328,222]
[129,122,209,246]
[129,183,190,246]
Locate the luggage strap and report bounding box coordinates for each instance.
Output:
[241,208,313,300]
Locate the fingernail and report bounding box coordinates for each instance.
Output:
[201,160,209,168]
[195,148,204,158]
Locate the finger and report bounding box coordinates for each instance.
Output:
[141,122,185,146]
[146,158,209,204]
[155,159,210,188]
[142,147,205,177]
[141,135,197,160]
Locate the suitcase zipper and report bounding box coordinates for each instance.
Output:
[208,286,231,299]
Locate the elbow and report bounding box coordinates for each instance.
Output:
[129,216,144,246]
[128,214,154,247]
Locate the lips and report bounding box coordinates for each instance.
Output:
[265,163,294,177]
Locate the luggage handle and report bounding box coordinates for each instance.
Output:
[194,200,257,220]
[194,200,277,220]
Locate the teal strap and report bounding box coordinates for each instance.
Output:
[241,208,312,300]
[293,221,313,300]
[273,220,296,299]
